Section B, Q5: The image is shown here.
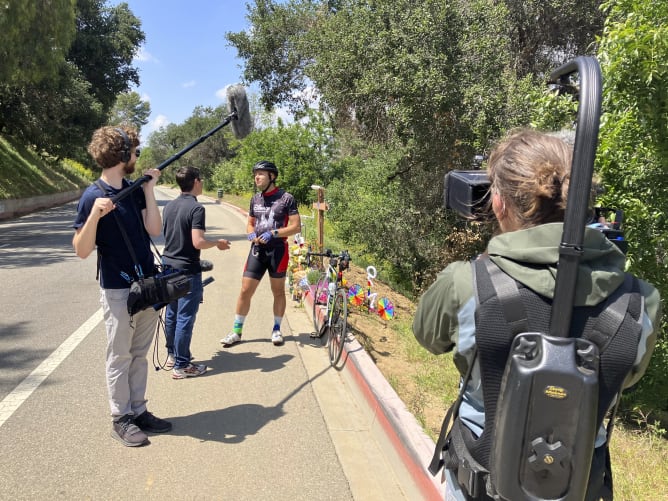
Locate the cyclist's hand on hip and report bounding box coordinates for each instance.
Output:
[247,232,257,241]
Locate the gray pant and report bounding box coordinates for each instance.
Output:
[100,288,158,419]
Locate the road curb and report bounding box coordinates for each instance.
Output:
[304,290,443,500]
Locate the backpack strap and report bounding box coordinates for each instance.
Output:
[481,257,529,335]
[429,256,528,477]
[429,259,481,476]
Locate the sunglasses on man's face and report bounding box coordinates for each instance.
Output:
[134,148,141,158]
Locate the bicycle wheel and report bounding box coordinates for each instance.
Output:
[328,288,348,367]
[311,273,329,333]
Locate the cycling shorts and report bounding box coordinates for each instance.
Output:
[243,242,289,280]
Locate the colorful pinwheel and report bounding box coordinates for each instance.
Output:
[348,283,365,306]
[377,297,395,320]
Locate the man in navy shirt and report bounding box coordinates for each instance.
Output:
[162,166,230,379]
[73,126,171,447]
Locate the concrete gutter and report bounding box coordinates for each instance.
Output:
[0,190,84,221]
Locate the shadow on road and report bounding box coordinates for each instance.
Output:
[162,365,330,444]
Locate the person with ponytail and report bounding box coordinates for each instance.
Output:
[413,129,660,500]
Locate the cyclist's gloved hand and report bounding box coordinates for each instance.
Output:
[247,232,257,241]
[259,231,273,243]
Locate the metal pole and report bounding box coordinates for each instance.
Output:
[317,188,324,254]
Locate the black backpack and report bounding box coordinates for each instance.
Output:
[429,256,643,501]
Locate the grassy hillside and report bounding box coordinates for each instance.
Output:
[0,134,94,200]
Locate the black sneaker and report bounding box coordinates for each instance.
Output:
[134,410,172,433]
[111,415,149,447]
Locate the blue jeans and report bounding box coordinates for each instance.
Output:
[165,273,203,369]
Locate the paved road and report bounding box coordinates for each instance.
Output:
[0,188,421,500]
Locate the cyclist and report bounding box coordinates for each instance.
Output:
[221,160,301,347]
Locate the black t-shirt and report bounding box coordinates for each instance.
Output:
[73,179,154,289]
[162,194,205,273]
[249,187,298,247]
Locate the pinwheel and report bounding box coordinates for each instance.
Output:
[377,297,395,320]
[347,283,365,306]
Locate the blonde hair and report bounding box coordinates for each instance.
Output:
[487,128,572,228]
[87,125,139,169]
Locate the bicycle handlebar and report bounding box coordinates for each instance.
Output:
[305,248,351,269]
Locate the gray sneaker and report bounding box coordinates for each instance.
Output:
[172,363,207,380]
[111,415,149,447]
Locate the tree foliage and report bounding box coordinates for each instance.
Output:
[68,0,144,112]
[0,0,77,85]
[595,0,668,411]
[212,110,336,205]
[226,0,318,113]
[0,0,145,164]
[107,92,151,132]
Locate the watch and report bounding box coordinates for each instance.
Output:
[273,229,280,238]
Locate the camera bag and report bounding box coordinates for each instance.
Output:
[126,268,192,316]
[94,181,192,315]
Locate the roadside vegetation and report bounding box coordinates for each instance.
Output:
[0,135,93,199]
[2,0,666,498]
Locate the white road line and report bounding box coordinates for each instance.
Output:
[0,308,103,428]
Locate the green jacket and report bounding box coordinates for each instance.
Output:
[413,223,661,389]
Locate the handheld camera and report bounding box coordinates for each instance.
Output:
[443,168,628,253]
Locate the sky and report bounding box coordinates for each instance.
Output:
[112,1,260,137]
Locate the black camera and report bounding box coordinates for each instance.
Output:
[442,170,628,253]
[443,169,491,220]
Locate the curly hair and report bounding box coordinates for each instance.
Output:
[487,128,573,228]
[87,125,139,169]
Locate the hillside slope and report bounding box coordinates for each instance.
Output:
[0,134,93,200]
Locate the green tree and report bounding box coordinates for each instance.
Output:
[68,0,145,113]
[0,0,77,85]
[227,0,610,291]
[226,0,318,113]
[503,0,605,76]
[107,91,151,132]
[0,63,104,160]
[595,0,668,412]
[0,0,144,163]
[213,110,335,204]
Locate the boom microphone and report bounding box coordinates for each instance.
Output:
[226,84,252,139]
[109,84,253,204]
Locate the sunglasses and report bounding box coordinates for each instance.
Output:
[134,148,141,158]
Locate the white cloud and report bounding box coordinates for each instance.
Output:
[182,80,196,88]
[134,46,159,64]
[143,114,171,138]
[215,87,228,101]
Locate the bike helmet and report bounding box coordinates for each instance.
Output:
[252,160,279,177]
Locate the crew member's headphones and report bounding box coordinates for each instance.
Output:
[114,127,131,163]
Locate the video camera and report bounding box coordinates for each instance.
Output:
[443,168,628,253]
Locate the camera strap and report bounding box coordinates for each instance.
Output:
[95,180,146,280]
